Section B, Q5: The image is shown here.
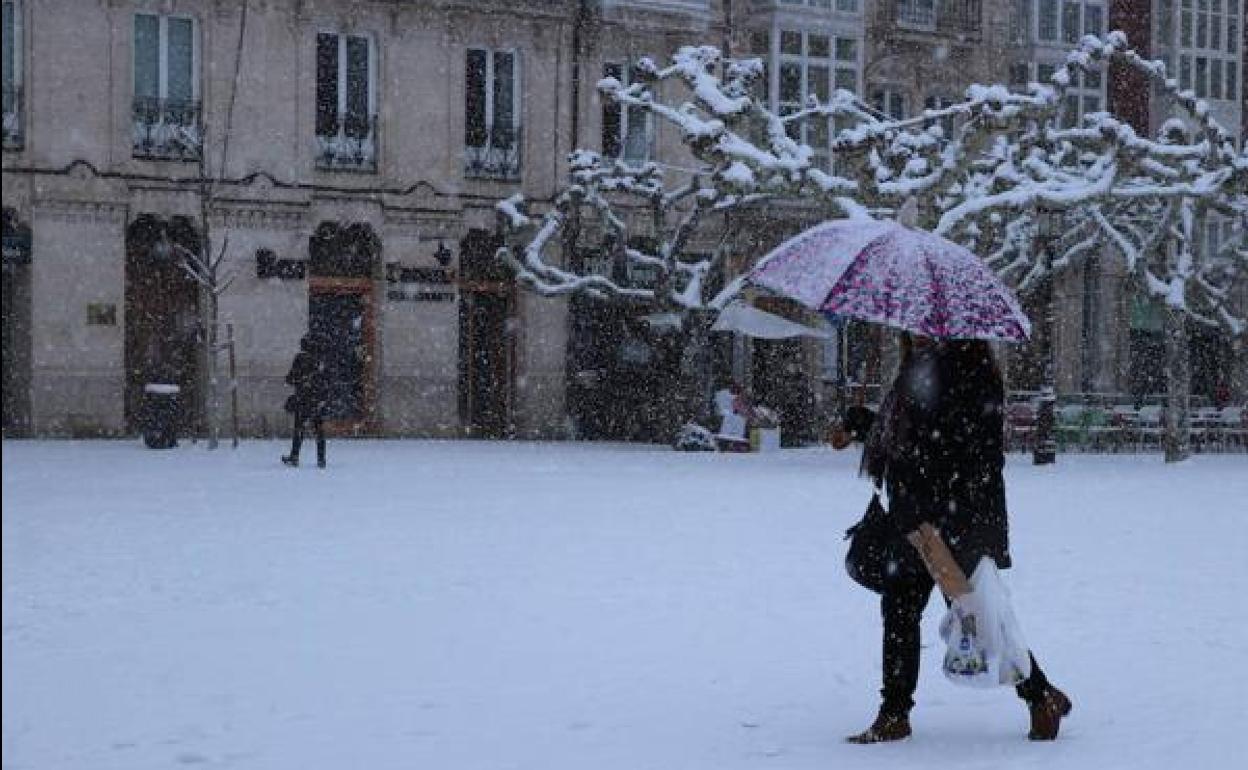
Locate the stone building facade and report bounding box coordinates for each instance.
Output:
[1,0,1243,440]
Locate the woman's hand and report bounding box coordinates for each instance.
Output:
[829,424,853,450]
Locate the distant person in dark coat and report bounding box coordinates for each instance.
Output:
[282,335,329,468]
[847,335,1071,744]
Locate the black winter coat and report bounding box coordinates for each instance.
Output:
[285,350,330,417]
[876,348,1011,575]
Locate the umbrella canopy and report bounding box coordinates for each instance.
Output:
[748,218,1032,342]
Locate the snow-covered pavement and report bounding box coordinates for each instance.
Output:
[3,440,1246,769]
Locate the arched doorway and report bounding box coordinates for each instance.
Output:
[458,229,514,437]
[124,214,202,434]
[307,221,379,433]
[2,207,32,435]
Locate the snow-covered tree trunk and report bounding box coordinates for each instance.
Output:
[678,309,717,430]
[176,236,236,450]
[204,289,221,449]
[1163,306,1192,462]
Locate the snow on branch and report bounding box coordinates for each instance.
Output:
[498,33,1247,335]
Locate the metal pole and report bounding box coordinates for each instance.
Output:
[228,323,239,448]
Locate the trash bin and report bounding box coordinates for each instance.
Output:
[142,383,181,449]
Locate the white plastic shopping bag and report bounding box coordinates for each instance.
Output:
[939,557,1032,688]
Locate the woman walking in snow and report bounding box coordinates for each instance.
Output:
[281,334,330,468]
[847,334,1072,744]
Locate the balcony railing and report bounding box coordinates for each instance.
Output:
[464,123,522,181]
[3,83,25,150]
[132,97,203,161]
[315,113,378,172]
[883,0,982,36]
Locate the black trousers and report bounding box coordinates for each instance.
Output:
[289,411,326,465]
[880,573,1051,717]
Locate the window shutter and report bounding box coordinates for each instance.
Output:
[465,49,487,148]
[3,2,16,91]
[492,51,515,148]
[345,36,370,138]
[316,33,339,136]
[134,14,160,99]
[166,18,194,102]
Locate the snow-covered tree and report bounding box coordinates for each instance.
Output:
[497,36,1248,445]
[174,236,239,450]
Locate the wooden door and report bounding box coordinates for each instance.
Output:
[308,277,376,434]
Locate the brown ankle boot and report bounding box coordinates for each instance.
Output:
[1028,686,1072,740]
[846,711,912,744]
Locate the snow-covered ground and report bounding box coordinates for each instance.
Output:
[3,440,1246,770]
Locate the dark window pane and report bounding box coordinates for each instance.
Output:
[834,67,856,94]
[808,34,829,58]
[316,33,339,136]
[808,65,829,102]
[1084,5,1103,35]
[134,14,160,99]
[835,37,857,62]
[465,49,487,147]
[1039,0,1058,40]
[779,62,801,103]
[624,105,648,161]
[602,63,622,157]
[1062,1,1080,43]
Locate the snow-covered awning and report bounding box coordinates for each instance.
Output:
[711,301,832,339]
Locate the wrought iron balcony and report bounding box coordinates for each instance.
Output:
[315,112,378,172]
[464,123,522,181]
[132,97,203,161]
[881,0,982,36]
[3,83,24,150]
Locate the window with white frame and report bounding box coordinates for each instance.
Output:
[465,48,520,179]
[132,13,200,160]
[2,0,22,149]
[1009,0,1032,44]
[1034,61,1104,126]
[871,89,907,120]
[315,32,377,170]
[923,95,957,137]
[1034,0,1104,44]
[770,29,859,169]
[602,62,652,165]
[898,0,937,28]
[1205,216,1239,263]
[1174,0,1240,103]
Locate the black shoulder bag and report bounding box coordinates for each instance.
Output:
[844,491,923,593]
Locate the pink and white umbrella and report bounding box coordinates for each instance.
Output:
[747,218,1032,342]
